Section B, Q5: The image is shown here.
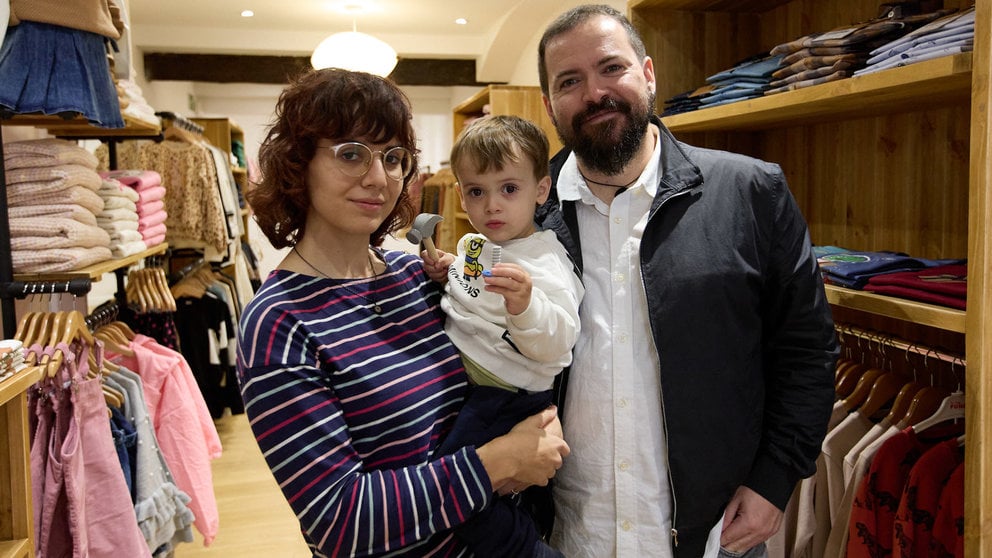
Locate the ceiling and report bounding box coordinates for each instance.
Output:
[126,0,603,84]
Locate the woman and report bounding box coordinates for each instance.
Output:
[237,68,569,557]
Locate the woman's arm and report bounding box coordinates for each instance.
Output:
[239,361,493,557]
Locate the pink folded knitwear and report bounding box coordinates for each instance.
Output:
[137,199,165,216]
[138,210,167,230]
[101,170,162,191]
[136,186,166,204]
[142,234,167,248]
[140,222,167,241]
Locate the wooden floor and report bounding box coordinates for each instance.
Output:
[175,413,312,557]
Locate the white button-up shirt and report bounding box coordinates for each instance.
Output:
[550,130,724,557]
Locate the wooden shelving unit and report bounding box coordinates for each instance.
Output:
[629,0,989,553]
[440,85,562,252]
[191,117,251,251]
[662,53,973,133]
[192,117,248,190]
[0,366,44,558]
[1,111,170,557]
[4,114,161,138]
[11,243,168,284]
[452,85,561,154]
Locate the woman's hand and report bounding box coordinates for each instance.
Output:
[476,406,569,494]
[422,249,454,283]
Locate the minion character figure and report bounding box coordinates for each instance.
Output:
[462,236,486,280]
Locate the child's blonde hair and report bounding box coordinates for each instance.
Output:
[450,115,550,183]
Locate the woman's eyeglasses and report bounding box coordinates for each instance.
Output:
[320,142,413,180]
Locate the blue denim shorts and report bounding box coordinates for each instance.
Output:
[0,20,124,128]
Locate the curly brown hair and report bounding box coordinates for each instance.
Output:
[248,68,420,249]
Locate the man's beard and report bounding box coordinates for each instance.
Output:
[554,93,654,176]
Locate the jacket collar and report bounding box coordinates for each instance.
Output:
[652,115,703,197]
[547,115,703,201]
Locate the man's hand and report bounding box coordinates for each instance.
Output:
[719,486,783,553]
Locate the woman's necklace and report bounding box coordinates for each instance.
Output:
[292,246,383,314]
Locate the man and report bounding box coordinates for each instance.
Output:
[534,5,839,558]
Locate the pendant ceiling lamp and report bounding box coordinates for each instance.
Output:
[310,20,398,77]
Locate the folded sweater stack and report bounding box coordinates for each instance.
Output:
[3,138,113,273]
[102,170,168,248]
[96,176,145,257]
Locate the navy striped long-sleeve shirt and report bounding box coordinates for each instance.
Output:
[237,250,491,557]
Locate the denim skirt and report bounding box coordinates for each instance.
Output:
[0,20,124,128]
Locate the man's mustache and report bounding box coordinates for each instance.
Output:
[573,96,631,130]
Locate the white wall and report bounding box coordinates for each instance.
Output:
[130,0,622,279]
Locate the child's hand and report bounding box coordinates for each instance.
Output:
[422,249,454,283]
[483,263,532,315]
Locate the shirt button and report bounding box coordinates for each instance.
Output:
[619,460,630,472]
[621,520,633,531]
[617,398,628,408]
[614,273,625,283]
[617,333,628,344]
[614,217,623,224]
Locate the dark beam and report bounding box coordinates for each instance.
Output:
[142,53,492,86]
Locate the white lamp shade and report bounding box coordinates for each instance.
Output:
[310,31,398,77]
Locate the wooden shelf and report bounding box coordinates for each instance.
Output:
[12,243,168,283]
[824,285,966,333]
[0,366,43,408]
[0,538,31,558]
[2,114,161,137]
[662,53,973,132]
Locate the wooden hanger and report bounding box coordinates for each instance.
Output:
[155,267,178,312]
[109,320,137,341]
[95,324,136,357]
[833,357,853,383]
[840,367,886,412]
[14,311,42,365]
[14,311,36,343]
[896,386,950,430]
[835,362,869,399]
[102,384,125,409]
[33,311,98,378]
[856,371,907,420]
[881,381,926,425]
[142,269,166,311]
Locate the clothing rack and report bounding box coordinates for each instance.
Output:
[0,278,93,300]
[168,255,206,286]
[85,300,120,330]
[156,111,205,135]
[835,323,965,366]
[0,118,167,338]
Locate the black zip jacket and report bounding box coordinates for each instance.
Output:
[534,118,839,557]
